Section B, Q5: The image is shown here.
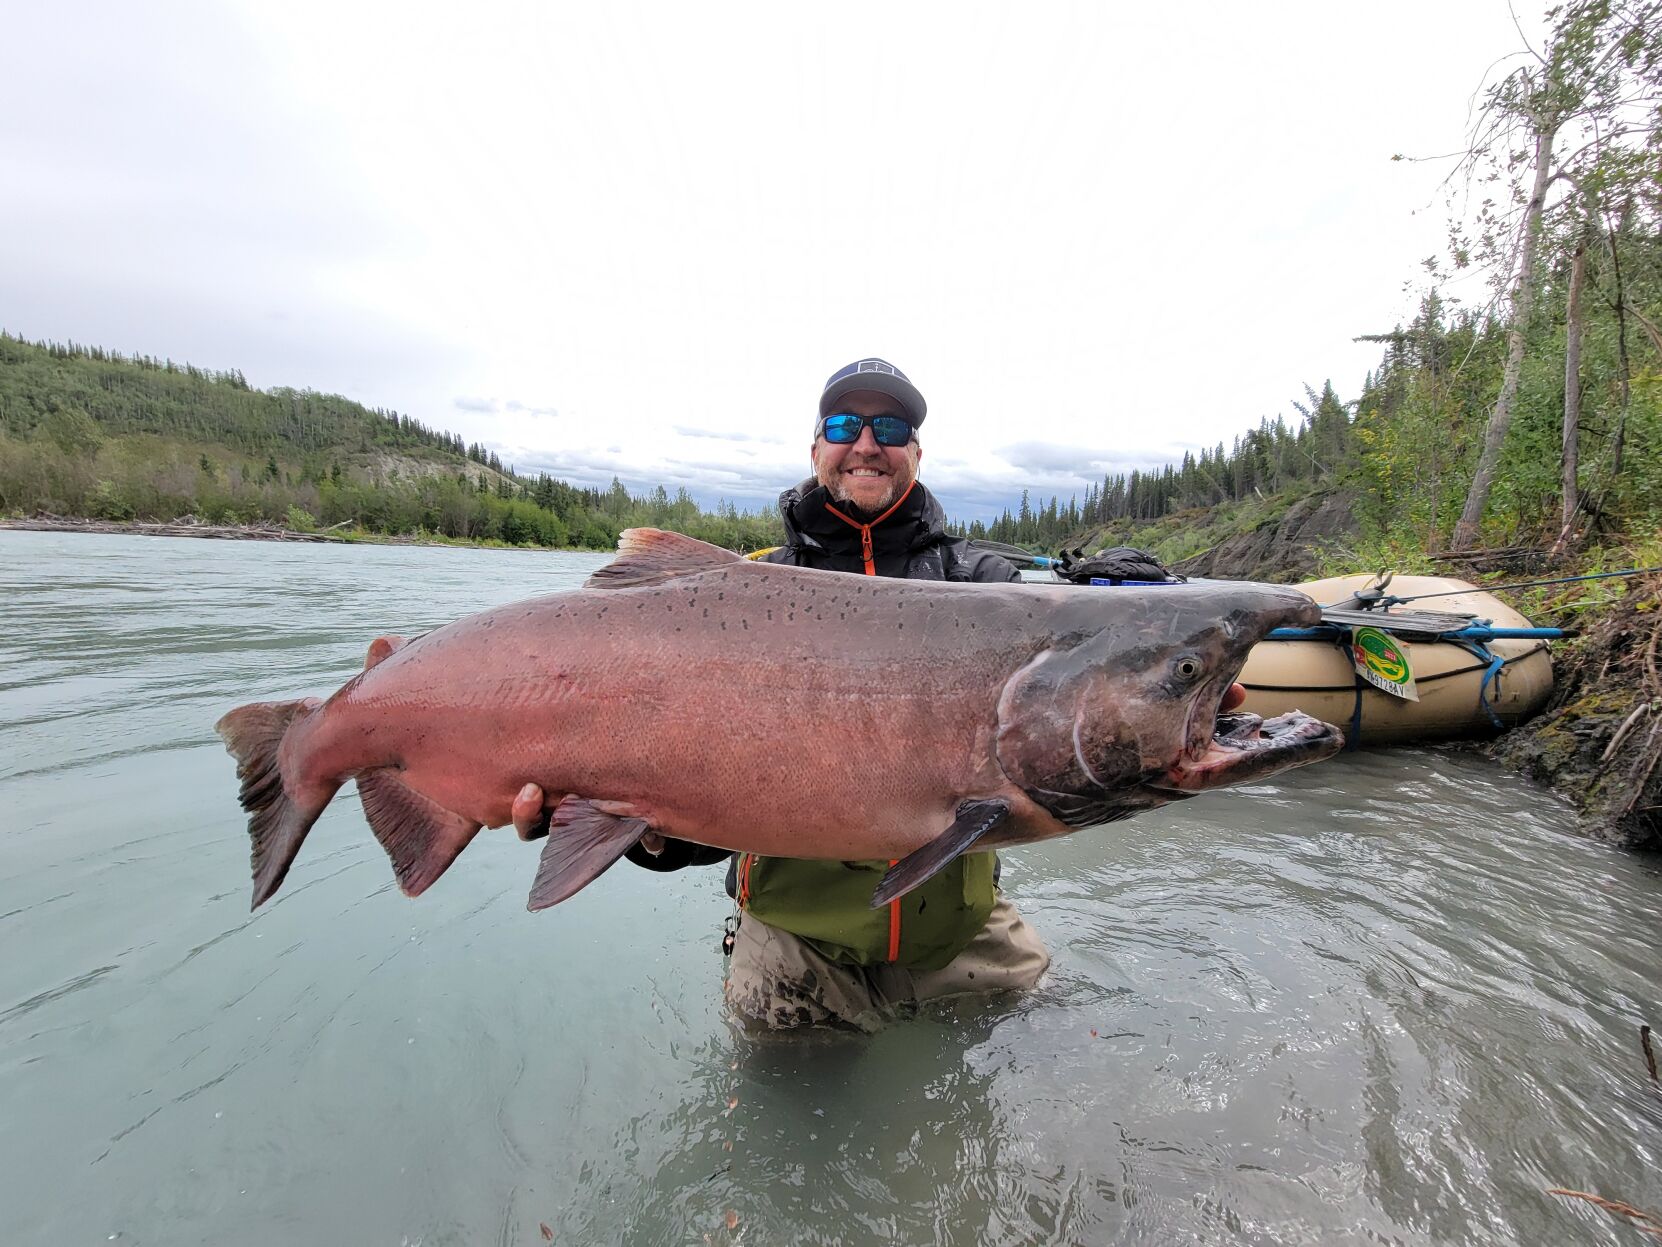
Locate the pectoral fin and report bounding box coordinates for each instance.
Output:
[869,799,1011,909]
[527,796,650,911]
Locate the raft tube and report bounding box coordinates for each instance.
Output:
[1237,574,1555,746]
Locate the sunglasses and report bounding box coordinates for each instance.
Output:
[818,412,915,447]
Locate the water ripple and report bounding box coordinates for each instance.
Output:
[4,531,1662,1245]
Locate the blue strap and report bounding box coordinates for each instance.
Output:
[1331,629,1363,748]
[1448,638,1507,730]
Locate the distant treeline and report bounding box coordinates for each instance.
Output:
[967,276,1659,557]
[0,333,784,551]
[962,382,1355,548]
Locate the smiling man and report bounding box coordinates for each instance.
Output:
[711,359,1053,1029]
[514,358,1050,1029]
[712,359,1054,1028]
[767,358,1019,581]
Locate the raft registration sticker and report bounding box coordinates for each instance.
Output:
[1351,626,1419,701]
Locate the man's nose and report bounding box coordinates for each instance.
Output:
[849,424,881,453]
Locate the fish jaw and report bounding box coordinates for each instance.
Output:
[999,580,1340,823]
[1147,710,1345,793]
[1153,590,1345,793]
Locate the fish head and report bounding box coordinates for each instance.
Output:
[995,583,1344,825]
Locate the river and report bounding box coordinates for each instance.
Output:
[3,530,1660,1246]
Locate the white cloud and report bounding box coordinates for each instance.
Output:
[0,0,1541,522]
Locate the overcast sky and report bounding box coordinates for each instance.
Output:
[2,1,1535,521]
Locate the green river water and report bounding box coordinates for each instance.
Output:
[2,530,1660,1246]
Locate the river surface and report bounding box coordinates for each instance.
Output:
[3,530,1660,1246]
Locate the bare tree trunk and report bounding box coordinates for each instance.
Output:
[1552,230,1588,556]
[1451,122,1559,551]
[1607,206,1632,479]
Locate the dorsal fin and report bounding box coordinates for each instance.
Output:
[585,528,744,589]
[364,634,408,670]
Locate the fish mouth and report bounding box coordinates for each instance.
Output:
[1148,710,1345,793]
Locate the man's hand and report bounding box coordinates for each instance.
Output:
[511,783,551,840]
[511,783,664,853]
[1221,682,1247,713]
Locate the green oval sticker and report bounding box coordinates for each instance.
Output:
[1351,626,1419,701]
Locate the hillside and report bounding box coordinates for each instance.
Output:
[0,333,783,551]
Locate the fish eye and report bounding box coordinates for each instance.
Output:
[1172,654,1203,682]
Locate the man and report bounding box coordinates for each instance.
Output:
[511,358,1050,1030]
[718,358,1055,1029]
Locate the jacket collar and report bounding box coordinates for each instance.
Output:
[777,477,950,555]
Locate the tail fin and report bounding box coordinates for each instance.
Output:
[215,698,337,909]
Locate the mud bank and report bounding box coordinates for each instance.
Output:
[1486,575,1662,850]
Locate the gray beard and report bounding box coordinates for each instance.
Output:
[825,477,900,518]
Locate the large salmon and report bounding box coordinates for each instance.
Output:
[216,529,1343,912]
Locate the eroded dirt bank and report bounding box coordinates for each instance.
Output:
[1486,574,1662,850]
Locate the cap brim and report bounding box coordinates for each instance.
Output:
[819,373,926,427]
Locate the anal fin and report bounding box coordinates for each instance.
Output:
[527,796,650,911]
[869,800,1011,909]
[357,768,483,897]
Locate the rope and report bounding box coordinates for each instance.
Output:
[1375,565,1662,607]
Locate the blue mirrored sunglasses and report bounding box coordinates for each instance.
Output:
[819,412,915,447]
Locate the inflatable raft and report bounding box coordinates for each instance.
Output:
[1237,574,1556,746]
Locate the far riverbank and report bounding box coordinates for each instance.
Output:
[0,513,610,553]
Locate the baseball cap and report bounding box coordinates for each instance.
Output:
[818,358,927,428]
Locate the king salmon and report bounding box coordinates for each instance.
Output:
[216,528,1343,912]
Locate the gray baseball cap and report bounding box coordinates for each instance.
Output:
[818,358,927,428]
